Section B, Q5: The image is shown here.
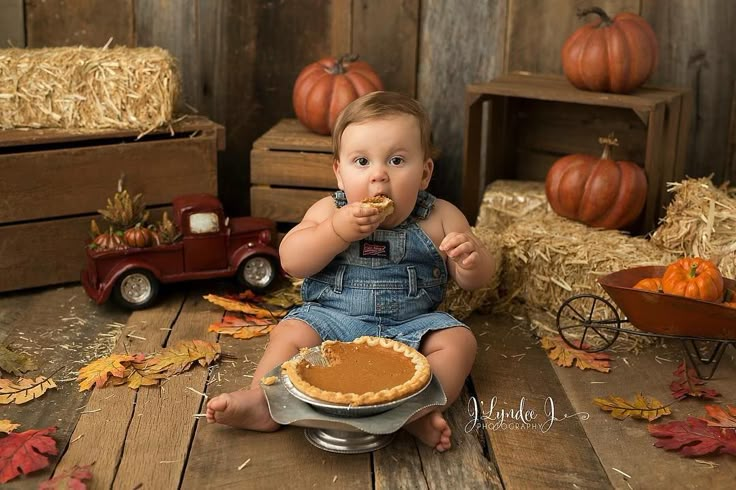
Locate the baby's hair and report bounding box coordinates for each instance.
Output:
[332,91,438,160]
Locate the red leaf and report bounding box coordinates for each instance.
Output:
[0,426,58,483]
[700,405,736,429]
[39,464,93,490]
[648,417,736,457]
[669,361,720,400]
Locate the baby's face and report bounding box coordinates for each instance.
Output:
[333,114,433,228]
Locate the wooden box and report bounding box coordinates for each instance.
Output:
[462,73,692,234]
[250,119,336,225]
[0,117,223,293]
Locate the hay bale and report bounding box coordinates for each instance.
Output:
[475,180,550,232]
[501,213,676,350]
[0,46,180,131]
[440,227,503,320]
[650,177,736,279]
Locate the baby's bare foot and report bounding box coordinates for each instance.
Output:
[404,410,451,452]
[205,388,279,431]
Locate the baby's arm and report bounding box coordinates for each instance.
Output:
[436,200,496,290]
[279,196,384,278]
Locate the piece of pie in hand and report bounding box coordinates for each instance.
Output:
[282,336,431,406]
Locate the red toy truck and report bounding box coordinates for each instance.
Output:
[81,194,280,309]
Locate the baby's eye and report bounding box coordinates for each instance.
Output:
[389,156,404,166]
[354,157,369,167]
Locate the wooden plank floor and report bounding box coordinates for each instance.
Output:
[1,282,735,489]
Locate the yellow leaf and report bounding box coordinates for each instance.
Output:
[594,393,672,421]
[120,361,167,389]
[0,376,57,404]
[233,325,273,339]
[146,340,221,376]
[0,419,20,433]
[541,335,611,373]
[203,294,287,318]
[77,354,139,391]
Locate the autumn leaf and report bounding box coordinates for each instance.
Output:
[700,405,736,429]
[0,420,19,434]
[114,360,167,390]
[541,335,611,373]
[0,426,57,484]
[203,294,287,318]
[0,344,37,376]
[670,361,720,400]
[594,393,672,421]
[649,417,736,457]
[259,286,302,309]
[39,464,93,490]
[77,354,140,391]
[146,340,221,377]
[0,376,58,405]
[209,315,275,339]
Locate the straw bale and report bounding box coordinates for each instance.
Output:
[500,213,676,351]
[0,46,179,131]
[650,177,736,279]
[475,180,550,232]
[440,227,503,320]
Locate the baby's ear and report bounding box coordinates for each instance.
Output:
[333,159,344,190]
[420,158,434,189]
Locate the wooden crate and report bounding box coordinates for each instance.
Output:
[462,73,692,234]
[250,119,336,225]
[0,117,223,293]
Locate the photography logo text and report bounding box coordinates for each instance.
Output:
[465,395,589,433]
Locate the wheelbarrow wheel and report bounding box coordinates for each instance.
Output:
[556,294,620,353]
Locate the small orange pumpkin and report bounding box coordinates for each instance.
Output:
[661,258,723,303]
[633,277,662,292]
[292,54,383,135]
[124,224,155,248]
[91,228,127,251]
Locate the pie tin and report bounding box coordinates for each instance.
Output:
[279,345,432,417]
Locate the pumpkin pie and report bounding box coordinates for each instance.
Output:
[282,336,431,406]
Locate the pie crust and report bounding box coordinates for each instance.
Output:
[282,336,431,406]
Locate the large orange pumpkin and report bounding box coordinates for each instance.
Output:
[661,257,724,303]
[561,7,658,94]
[545,135,647,229]
[292,54,383,135]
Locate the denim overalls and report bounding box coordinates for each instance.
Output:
[284,190,466,348]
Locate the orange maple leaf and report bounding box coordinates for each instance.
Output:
[77,354,140,391]
[700,404,736,429]
[0,376,58,405]
[0,426,57,484]
[209,314,275,339]
[541,335,611,373]
[594,393,672,421]
[39,464,93,490]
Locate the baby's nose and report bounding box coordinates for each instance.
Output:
[370,165,389,182]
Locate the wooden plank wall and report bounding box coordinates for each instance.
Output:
[1,0,734,214]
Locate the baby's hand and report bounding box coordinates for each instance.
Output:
[439,232,480,269]
[330,202,385,243]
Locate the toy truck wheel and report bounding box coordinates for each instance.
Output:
[113,269,160,310]
[237,255,277,292]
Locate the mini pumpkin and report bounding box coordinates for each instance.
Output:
[124,224,156,248]
[292,54,383,135]
[633,277,662,293]
[545,134,647,230]
[562,7,658,93]
[91,228,127,251]
[661,257,724,303]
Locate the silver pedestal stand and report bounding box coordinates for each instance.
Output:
[261,366,446,454]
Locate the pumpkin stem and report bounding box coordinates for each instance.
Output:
[331,54,360,74]
[688,262,699,278]
[598,132,619,160]
[577,7,614,26]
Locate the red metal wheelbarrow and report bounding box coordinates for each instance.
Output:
[556,266,736,379]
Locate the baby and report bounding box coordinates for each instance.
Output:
[207,91,496,452]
